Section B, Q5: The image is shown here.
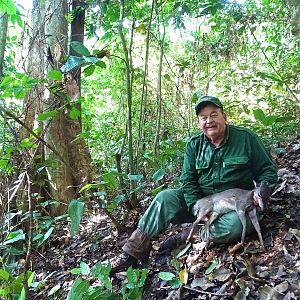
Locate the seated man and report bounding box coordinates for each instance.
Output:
[111,95,278,273]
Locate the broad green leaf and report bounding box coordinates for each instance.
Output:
[69,107,81,120]
[0,269,10,281]
[262,115,277,126]
[126,266,138,284]
[67,278,90,300]
[79,262,90,276]
[158,271,175,281]
[96,60,106,68]
[37,110,59,121]
[68,200,85,236]
[205,258,219,275]
[253,108,266,123]
[61,56,84,73]
[4,229,25,245]
[48,70,63,81]
[152,169,165,182]
[70,41,90,56]
[83,65,95,76]
[0,0,16,15]
[169,278,182,289]
[128,174,143,181]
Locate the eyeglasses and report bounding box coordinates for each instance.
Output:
[198,113,220,122]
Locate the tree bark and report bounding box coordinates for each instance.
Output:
[153,22,165,156]
[44,0,76,215]
[0,12,8,77]
[118,0,137,207]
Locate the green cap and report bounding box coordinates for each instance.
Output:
[195,95,223,115]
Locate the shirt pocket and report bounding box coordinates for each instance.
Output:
[195,159,210,175]
[222,156,250,178]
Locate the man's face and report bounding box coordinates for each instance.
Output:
[197,104,227,141]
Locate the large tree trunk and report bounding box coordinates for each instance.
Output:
[43,0,94,215]
[44,0,76,215]
[0,12,8,77]
[118,0,137,207]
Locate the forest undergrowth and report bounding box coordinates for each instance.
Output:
[24,137,300,300]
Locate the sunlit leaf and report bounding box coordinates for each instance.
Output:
[158,271,175,281]
[4,229,25,245]
[179,269,188,284]
[37,110,59,121]
[48,70,62,81]
[69,107,81,120]
[253,108,266,123]
[205,258,219,275]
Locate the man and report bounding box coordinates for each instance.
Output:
[111,95,277,273]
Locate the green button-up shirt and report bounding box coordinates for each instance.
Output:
[180,125,278,209]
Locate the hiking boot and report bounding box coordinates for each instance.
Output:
[110,251,138,275]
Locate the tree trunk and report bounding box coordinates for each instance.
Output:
[153,24,165,156]
[118,0,137,207]
[136,0,155,169]
[0,12,8,77]
[44,0,76,215]
[43,0,94,215]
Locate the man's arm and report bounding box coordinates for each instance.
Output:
[249,132,278,203]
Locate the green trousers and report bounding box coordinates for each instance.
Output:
[138,189,256,244]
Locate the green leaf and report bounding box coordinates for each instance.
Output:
[48,70,63,81]
[169,278,182,289]
[0,269,10,281]
[37,110,59,121]
[40,226,54,244]
[61,56,84,73]
[96,60,106,68]
[152,169,165,182]
[83,65,95,76]
[68,200,85,236]
[253,108,266,123]
[262,115,277,126]
[176,242,191,258]
[4,229,25,245]
[67,279,90,300]
[69,107,81,120]
[0,0,16,15]
[205,258,219,275]
[70,41,90,56]
[158,271,175,281]
[79,262,90,276]
[128,174,143,181]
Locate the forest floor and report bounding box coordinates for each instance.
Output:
[29,139,300,300]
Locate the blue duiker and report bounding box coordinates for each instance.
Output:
[187,186,265,251]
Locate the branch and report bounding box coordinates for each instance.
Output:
[0,104,68,166]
